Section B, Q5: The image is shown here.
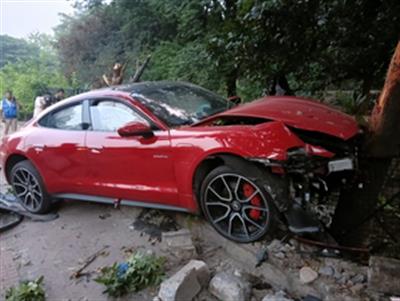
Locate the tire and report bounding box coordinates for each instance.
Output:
[10,160,52,214]
[200,164,276,243]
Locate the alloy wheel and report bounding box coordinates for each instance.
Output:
[12,167,44,212]
[203,173,270,242]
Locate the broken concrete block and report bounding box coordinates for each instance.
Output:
[180,259,210,286]
[162,229,197,260]
[299,267,318,284]
[368,256,400,295]
[209,272,251,301]
[158,268,200,301]
[158,260,210,301]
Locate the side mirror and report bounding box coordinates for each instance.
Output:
[227,95,242,105]
[118,121,154,138]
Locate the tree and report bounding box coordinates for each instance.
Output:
[0,36,70,115]
[0,35,39,68]
[331,41,400,246]
[55,0,400,101]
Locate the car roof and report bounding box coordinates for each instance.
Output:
[110,80,204,94]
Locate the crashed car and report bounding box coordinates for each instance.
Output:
[0,81,360,242]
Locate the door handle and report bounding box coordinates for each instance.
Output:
[89,146,103,153]
[32,144,45,150]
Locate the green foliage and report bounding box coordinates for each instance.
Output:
[5,276,46,301]
[0,54,69,115]
[56,0,400,101]
[95,252,166,297]
[333,91,372,116]
[0,35,39,68]
[0,35,71,116]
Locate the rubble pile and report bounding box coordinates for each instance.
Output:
[155,225,400,301]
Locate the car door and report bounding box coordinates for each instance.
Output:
[85,98,179,206]
[25,101,90,194]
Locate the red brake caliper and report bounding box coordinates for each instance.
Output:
[243,183,261,220]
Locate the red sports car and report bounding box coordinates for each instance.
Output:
[0,81,360,242]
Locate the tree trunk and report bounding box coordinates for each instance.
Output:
[331,41,400,246]
[369,41,400,158]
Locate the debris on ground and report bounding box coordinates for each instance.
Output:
[95,251,166,297]
[5,276,46,301]
[209,271,252,301]
[0,192,58,222]
[98,213,111,220]
[131,209,180,241]
[71,245,110,279]
[299,266,319,284]
[261,290,294,301]
[161,229,197,262]
[0,208,23,232]
[157,260,210,301]
[255,247,269,267]
[368,256,400,295]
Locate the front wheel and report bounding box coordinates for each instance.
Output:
[10,160,52,214]
[200,165,274,243]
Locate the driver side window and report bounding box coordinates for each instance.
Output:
[89,100,146,132]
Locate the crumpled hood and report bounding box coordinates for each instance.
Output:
[211,96,359,140]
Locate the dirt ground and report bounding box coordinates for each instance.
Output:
[0,185,237,300]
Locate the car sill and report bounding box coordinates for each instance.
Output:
[53,193,190,213]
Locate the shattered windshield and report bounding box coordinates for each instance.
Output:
[130,82,230,127]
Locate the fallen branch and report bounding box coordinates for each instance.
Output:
[130,55,151,83]
[71,245,110,279]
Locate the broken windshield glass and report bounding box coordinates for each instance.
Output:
[131,83,230,127]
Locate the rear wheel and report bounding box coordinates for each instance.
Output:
[10,160,52,214]
[200,165,274,243]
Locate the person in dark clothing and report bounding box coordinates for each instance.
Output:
[269,75,294,96]
[54,88,65,103]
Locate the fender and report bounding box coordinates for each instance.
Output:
[171,121,305,208]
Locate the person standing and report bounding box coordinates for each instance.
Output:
[33,88,65,118]
[54,88,65,103]
[0,91,19,136]
[33,95,46,118]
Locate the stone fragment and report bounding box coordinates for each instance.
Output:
[262,290,294,301]
[162,229,197,260]
[299,266,318,284]
[350,283,364,295]
[274,252,286,259]
[158,260,210,301]
[350,273,366,284]
[209,272,251,301]
[368,256,400,295]
[318,266,335,277]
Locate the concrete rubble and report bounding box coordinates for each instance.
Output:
[262,290,294,301]
[157,260,210,301]
[299,267,319,284]
[186,220,397,301]
[209,271,252,301]
[368,256,400,295]
[161,229,197,261]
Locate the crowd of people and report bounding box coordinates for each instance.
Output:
[0,89,65,136]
